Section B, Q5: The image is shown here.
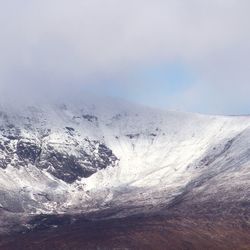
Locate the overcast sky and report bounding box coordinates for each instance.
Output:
[0,0,250,114]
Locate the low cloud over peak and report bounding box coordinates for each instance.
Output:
[0,0,249,114]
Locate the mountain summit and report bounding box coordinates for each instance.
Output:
[0,98,250,249]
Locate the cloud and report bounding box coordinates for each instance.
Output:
[0,0,249,113]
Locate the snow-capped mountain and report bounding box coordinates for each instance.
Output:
[0,97,250,249]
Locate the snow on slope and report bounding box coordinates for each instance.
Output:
[0,97,250,217]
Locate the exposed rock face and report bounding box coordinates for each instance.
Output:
[38,140,118,183]
[0,128,118,183]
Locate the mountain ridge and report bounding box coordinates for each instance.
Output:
[0,97,249,249]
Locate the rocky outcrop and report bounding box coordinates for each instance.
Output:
[0,122,118,184]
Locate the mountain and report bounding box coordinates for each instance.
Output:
[0,97,249,249]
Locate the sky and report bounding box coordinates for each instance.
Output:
[0,0,250,114]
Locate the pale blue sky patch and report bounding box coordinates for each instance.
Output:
[123,63,195,107]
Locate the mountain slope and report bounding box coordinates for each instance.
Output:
[0,98,249,249]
